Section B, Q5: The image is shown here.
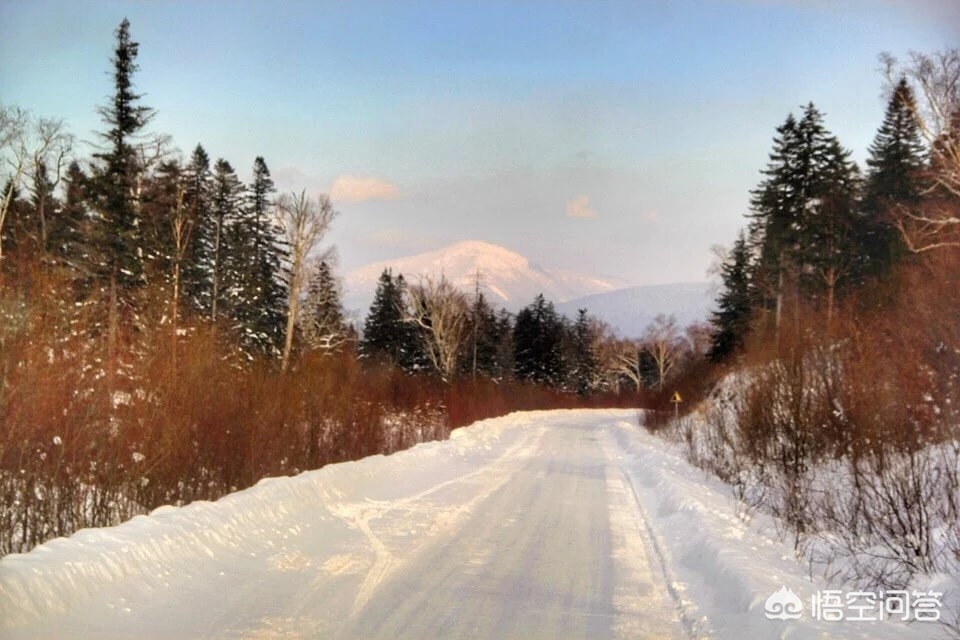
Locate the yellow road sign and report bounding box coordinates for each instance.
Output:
[671,391,683,403]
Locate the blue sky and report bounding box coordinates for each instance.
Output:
[1,1,958,286]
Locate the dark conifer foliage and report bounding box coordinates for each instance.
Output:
[361,269,415,367]
[748,104,863,331]
[708,232,754,362]
[513,294,566,388]
[181,145,212,314]
[88,17,155,293]
[570,308,600,396]
[301,259,348,353]
[205,158,244,322]
[52,161,90,271]
[240,157,287,354]
[465,292,512,380]
[862,78,926,274]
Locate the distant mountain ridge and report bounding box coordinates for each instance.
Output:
[343,240,620,313]
[342,240,715,337]
[557,282,715,338]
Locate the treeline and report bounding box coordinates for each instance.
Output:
[356,270,707,396]
[707,58,959,362]
[664,48,960,620]
[0,20,663,555]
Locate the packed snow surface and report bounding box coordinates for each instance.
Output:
[0,410,943,639]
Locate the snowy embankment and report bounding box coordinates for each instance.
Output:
[0,410,944,639]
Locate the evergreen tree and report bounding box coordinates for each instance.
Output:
[638,348,659,389]
[204,158,244,322]
[181,145,212,314]
[708,232,754,362]
[749,104,862,333]
[88,18,154,293]
[360,269,422,369]
[300,260,348,353]
[51,161,90,271]
[570,308,599,396]
[748,112,802,330]
[466,292,510,379]
[138,159,181,283]
[241,156,287,355]
[801,132,862,322]
[862,78,926,273]
[513,294,566,387]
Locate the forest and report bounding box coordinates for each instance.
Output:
[1,19,959,618]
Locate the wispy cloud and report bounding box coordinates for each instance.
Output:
[566,195,598,219]
[331,175,401,203]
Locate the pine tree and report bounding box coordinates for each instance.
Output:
[862,78,926,274]
[180,145,212,314]
[205,158,244,322]
[466,292,509,379]
[85,18,155,401]
[89,17,154,293]
[748,112,802,333]
[513,294,566,387]
[749,104,862,335]
[360,269,413,367]
[51,161,90,271]
[708,232,754,362]
[241,156,287,355]
[570,308,599,396]
[138,159,181,285]
[300,260,348,353]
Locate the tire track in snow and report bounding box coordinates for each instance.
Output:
[603,428,711,640]
[326,424,549,617]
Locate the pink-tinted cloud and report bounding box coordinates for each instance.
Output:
[566,195,598,219]
[330,175,401,202]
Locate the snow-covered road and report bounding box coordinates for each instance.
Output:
[0,410,941,639]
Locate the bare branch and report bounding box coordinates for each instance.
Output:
[274,190,338,370]
[405,274,471,381]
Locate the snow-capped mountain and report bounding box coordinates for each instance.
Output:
[343,240,620,313]
[557,282,715,338]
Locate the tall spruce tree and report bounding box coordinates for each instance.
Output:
[465,292,509,379]
[242,156,287,355]
[513,294,565,387]
[52,161,90,272]
[749,104,862,334]
[748,112,802,333]
[300,260,348,353]
[181,145,212,314]
[570,308,599,396]
[708,232,754,362]
[204,158,244,322]
[86,18,155,400]
[89,18,154,294]
[862,78,926,274]
[361,269,413,366]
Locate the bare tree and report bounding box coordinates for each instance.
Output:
[23,118,75,252]
[0,105,30,264]
[273,190,338,371]
[610,338,644,394]
[167,172,193,366]
[406,274,471,382]
[644,313,683,391]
